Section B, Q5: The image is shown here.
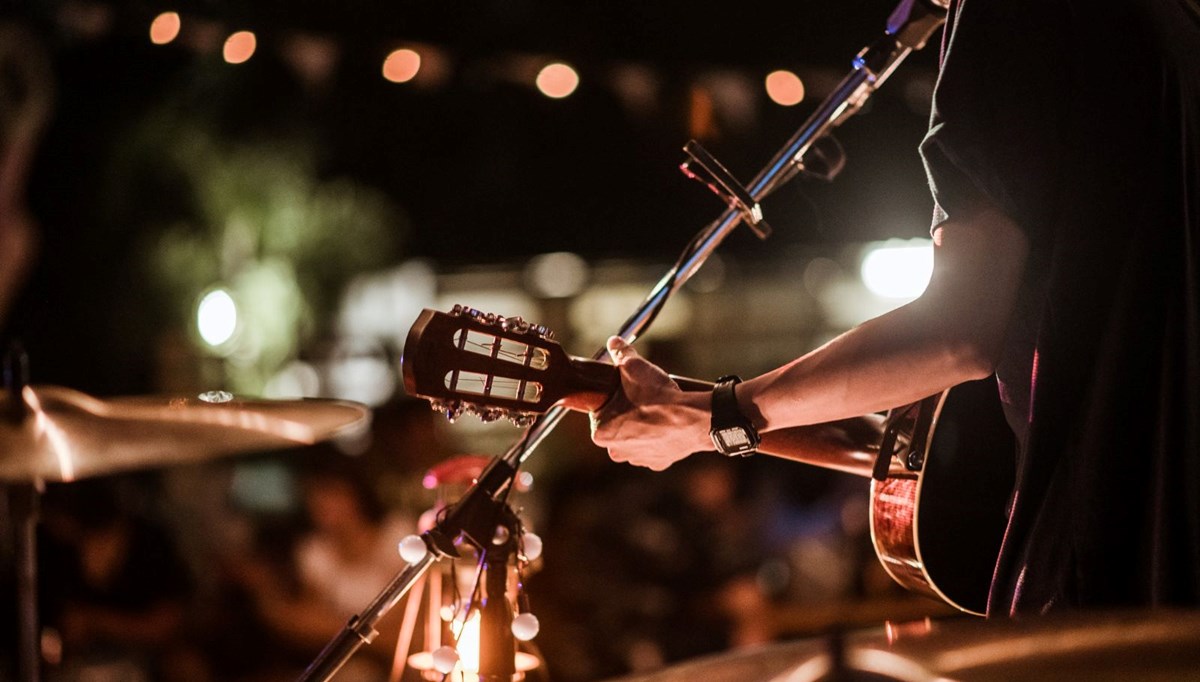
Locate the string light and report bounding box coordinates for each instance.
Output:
[398,534,429,563]
[382,47,421,83]
[63,6,931,125]
[223,30,257,64]
[511,613,540,641]
[765,69,805,106]
[536,62,579,99]
[521,532,543,562]
[149,12,180,45]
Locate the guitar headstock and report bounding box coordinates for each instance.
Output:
[401,305,573,427]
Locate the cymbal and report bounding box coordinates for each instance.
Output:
[0,385,370,483]
[604,609,1200,682]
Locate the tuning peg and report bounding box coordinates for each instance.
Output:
[475,406,507,423]
[429,399,465,423]
[508,412,537,428]
[500,316,528,334]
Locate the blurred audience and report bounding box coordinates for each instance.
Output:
[220,457,414,681]
[37,478,202,682]
[12,408,942,682]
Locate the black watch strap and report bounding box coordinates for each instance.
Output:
[710,375,759,456]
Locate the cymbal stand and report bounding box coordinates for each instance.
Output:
[4,345,40,682]
[299,2,947,679]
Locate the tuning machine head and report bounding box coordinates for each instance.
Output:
[449,304,554,341]
[430,399,466,423]
[427,398,537,428]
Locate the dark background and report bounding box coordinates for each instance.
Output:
[5,0,939,394]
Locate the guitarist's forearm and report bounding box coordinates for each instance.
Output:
[664,374,881,475]
[755,415,884,478]
[739,207,1029,431]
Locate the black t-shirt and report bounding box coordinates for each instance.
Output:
[920,0,1200,614]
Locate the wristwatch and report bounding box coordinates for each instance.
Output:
[709,375,760,457]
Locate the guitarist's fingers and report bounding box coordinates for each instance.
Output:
[589,385,632,440]
[606,336,635,364]
[607,337,674,395]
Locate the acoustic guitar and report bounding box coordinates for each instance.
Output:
[401,306,1016,615]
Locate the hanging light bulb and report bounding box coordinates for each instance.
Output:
[522,532,543,562]
[398,534,428,564]
[430,645,459,674]
[511,613,540,641]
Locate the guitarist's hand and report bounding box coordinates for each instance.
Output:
[589,337,712,470]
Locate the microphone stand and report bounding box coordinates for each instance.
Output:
[298,2,947,679]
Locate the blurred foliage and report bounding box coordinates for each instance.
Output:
[105,106,406,392]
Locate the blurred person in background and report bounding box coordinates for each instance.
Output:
[226,457,414,681]
[38,478,203,681]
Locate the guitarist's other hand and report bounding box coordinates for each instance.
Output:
[589,337,712,471]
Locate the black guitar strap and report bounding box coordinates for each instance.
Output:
[873,394,940,481]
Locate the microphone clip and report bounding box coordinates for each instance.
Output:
[680,140,772,240]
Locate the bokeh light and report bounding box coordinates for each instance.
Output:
[197,288,238,348]
[536,63,580,99]
[524,251,589,298]
[765,69,806,106]
[149,12,181,45]
[383,48,422,83]
[860,240,934,299]
[223,30,257,64]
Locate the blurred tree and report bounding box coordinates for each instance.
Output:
[106,106,407,392]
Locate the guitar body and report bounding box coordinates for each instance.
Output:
[870,377,1017,615]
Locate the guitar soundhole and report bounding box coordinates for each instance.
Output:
[444,371,543,403]
[452,329,550,370]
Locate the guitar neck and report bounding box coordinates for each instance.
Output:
[562,357,881,478]
[559,357,713,410]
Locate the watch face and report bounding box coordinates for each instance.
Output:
[714,426,754,452]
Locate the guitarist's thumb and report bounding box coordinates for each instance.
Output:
[593,336,713,469]
[606,336,634,364]
[589,336,656,433]
[607,337,662,387]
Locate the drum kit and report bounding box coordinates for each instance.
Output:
[1,356,370,682]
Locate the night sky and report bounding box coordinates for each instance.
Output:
[5,0,942,393]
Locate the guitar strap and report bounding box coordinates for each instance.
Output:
[873,394,939,481]
[909,395,938,461]
[874,419,901,481]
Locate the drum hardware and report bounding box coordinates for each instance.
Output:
[0,345,370,682]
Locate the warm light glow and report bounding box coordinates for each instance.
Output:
[25,387,77,481]
[223,30,257,64]
[524,251,588,298]
[398,535,429,564]
[197,288,238,347]
[765,69,805,106]
[456,611,482,673]
[861,240,934,299]
[536,62,579,98]
[149,12,181,45]
[511,612,540,641]
[522,532,543,562]
[383,48,422,83]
